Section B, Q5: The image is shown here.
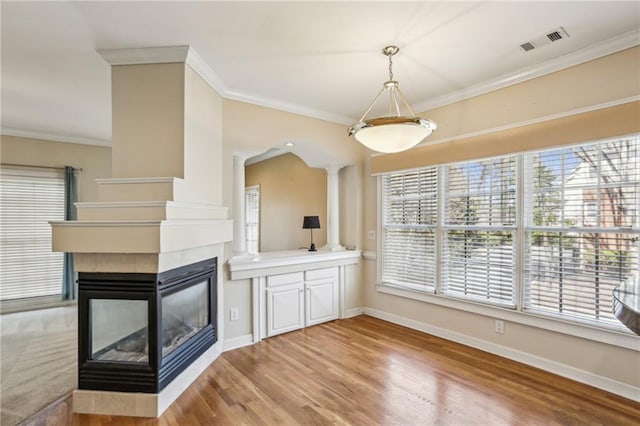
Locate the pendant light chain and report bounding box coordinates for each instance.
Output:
[388,54,394,81]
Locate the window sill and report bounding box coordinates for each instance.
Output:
[377,282,639,351]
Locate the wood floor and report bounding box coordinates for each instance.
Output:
[28,315,640,425]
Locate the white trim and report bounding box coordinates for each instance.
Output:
[97,45,190,66]
[223,334,254,352]
[222,89,351,125]
[362,251,377,261]
[345,306,364,318]
[8,32,639,148]
[1,127,110,147]
[185,48,228,95]
[50,220,162,227]
[413,29,640,115]
[371,96,640,164]
[377,283,638,350]
[363,307,639,402]
[228,249,361,275]
[96,177,183,185]
[50,219,231,227]
[75,200,227,210]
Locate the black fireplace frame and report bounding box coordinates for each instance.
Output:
[78,257,217,393]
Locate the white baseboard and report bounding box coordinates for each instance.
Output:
[344,306,364,318]
[363,307,639,402]
[223,334,254,352]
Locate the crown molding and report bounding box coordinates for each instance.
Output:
[8,31,638,148]
[97,45,190,65]
[223,89,353,125]
[1,127,110,147]
[184,47,228,95]
[413,29,640,114]
[97,45,229,96]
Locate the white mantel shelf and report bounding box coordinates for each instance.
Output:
[227,249,361,281]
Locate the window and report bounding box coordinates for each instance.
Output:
[0,166,65,304]
[381,168,437,291]
[245,185,260,254]
[379,135,639,332]
[442,157,517,307]
[524,139,639,326]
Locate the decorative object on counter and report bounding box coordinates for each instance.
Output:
[302,215,321,252]
[348,45,437,153]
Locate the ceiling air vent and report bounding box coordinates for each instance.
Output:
[520,27,569,52]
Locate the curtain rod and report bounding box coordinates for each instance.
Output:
[0,163,83,172]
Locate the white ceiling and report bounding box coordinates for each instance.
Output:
[2,1,639,146]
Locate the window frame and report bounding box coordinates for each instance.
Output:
[245,184,260,254]
[377,135,639,350]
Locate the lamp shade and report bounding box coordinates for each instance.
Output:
[302,216,320,229]
[350,117,436,153]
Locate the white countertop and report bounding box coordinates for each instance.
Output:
[227,248,362,279]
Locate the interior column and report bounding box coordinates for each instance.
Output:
[233,154,248,255]
[326,165,343,251]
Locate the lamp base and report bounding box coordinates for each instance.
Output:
[308,243,317,252]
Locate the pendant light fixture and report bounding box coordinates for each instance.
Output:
[348,45,436,153]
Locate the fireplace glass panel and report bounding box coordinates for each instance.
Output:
[162,280,209,356]
[91,299,149,363]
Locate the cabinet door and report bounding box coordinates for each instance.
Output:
[266,283,304,337]
[305,274,339,327]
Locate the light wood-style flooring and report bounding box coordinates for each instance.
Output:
[26,315,640,425]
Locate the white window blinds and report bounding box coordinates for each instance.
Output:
[442,157,517,306]
[382,168,437,291]
[245,185,260,254]
[524,137,640,325]
[0,166,65,300]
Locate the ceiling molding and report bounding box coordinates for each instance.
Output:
[224,29,639,127]
[97,45,190,65]
[223,89,353,125]
[184,48,228,96]
[9,30,639,149]
[1,127,111,147]
[413,29,640,114]
[97,45,228,95]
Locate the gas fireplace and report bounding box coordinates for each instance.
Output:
[78,258,217,393]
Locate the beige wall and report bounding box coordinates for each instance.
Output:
[363,46,640,390]
[222,101,365,340]
[184,65,223,204]
[0,135,111,202]
[246,153,327,252]
[111,63,185,179]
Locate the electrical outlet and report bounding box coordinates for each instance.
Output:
[230,308,239,321]
[368,230,376,240]
[495,319,504,334]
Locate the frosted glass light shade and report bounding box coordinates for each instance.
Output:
[349,116,437,153]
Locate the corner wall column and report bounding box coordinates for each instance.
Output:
[233,154,249,255]
[326,165,343,251]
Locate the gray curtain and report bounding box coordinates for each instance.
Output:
[62,166,77,300]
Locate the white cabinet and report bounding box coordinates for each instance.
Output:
[265,267,339,337]
[305,267,339,327]
[266,272,304,337]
